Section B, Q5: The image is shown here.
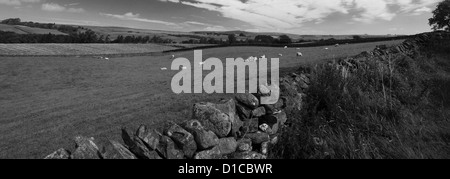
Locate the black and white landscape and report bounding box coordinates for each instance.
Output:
[0,0,449,159]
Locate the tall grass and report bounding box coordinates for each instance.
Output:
[271,40,450,159]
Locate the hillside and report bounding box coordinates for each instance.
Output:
[193,30,402,41]
[0,18,406,44]
[0,24,67,35]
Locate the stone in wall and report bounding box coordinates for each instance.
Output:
[71,136,102,159]
[122,128,161,159]
[235,93,260,109]
[192,102,232,138]
[135,125,160,150]
[164,122,197,159]
[158,135,185,159]
[182,120,219,150]
[44,148,71,159]
[101,140,137,159]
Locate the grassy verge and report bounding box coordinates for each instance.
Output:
[270,39,450,159]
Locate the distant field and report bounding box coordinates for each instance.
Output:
[0,24,66,35]
[0,43,180,56]
[85,26,227,43]
[86,26,402,43]
[162,43,219,49]
[0,40,403,57]
[0,40,404,158]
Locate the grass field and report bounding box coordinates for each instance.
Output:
[0,40,404,158]
[0,43,224,56]
[0,43,180,56]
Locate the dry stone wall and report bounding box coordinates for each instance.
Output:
[340,31,450,67]
[45,74,311,159]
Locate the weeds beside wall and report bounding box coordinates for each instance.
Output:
[271,32,450,159]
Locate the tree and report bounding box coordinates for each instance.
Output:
[115,35,124,43]
[278,35,292,44]
[429,0,450,31]
[254,35,275,44]
[352,35,362,40]
[228,34,236,44]
[105,35,111,43]
[1,18,21,25]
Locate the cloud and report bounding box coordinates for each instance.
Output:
[203,25,228,31]
[41,3,85,13]
[411,7,432,15]
[100,12,178,26]
[181,21,228,31]
[163,0,440,32]
[183,21,213,26]
[46,18,100,26]
[0,0,40,6]
[158,0,181,3]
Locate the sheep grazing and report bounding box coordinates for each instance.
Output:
[246,56,257,62]
[171,55,175,59]
[161,67,168,71]
[278,54,283,57]
[284,46,288,49]
[297,52,303,57]
[104,57,109,60]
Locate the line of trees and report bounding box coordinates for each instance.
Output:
[0,30,104,43]
[112,35,173,43]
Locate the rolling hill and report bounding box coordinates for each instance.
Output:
[0,18,405,44]
[0,24,67,35]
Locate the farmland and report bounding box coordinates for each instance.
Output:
[0,40,404,158]
[0,40,402,57]
[0,24,67,35]
[0,43,179,56]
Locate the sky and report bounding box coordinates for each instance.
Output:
[0,0,443,35]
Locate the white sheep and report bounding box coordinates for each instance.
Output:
[161,67,168,70]
[278,54,283,57]
[104,57,109,60]
[171,55,175,59]
[284,46,288,49]
[324,48,329,50]
[297,52,303,57]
